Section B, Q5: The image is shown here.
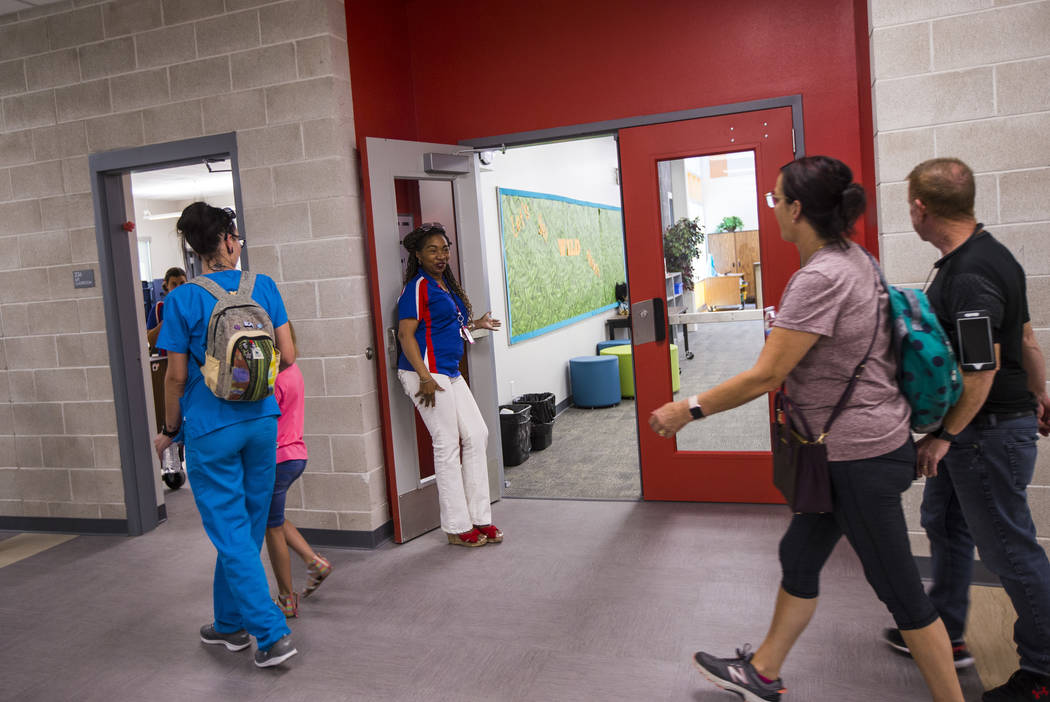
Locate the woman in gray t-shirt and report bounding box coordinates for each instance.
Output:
[650,156,963,702]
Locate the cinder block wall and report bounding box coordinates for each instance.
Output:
[0,0,387,534]
[869,0,1050,552]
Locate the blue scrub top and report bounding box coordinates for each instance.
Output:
[396,271,468,378]
[156,270,288,440]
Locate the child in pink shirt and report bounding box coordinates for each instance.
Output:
[263,324,331,617]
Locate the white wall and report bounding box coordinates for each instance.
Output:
[131,194,235,282]
[690,154,760,233]
[479,136,622,406]
[132,198,186,282]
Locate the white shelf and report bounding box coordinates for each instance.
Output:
[665,271,683,306]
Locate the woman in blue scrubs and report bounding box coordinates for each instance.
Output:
[153,202,298,668]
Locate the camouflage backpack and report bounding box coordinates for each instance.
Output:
[191,271,279,402]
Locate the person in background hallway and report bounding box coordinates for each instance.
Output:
[396,223,503,547]
[146,266,187,351]
[649,156,964,702]
[882,158,1050,702]
[153,203,298,668]
[263,321,332,618]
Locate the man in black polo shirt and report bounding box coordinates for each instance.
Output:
[883,158,1050,701]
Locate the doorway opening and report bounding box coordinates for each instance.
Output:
[130,162,237,492]
[89,133,244,535]
[365,98,804,541]
[479,135,640,500]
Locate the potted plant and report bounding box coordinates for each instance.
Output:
[716,215,744,233]
[663,217,705,290]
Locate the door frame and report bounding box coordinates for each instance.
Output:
[88,133,245,536]
[361,138,501,544]
[459,95,805,157]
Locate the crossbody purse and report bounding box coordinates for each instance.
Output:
[771,260,882,513]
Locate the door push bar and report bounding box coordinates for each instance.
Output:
[631,297,666,345]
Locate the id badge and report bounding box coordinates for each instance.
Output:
[460,325,475,344]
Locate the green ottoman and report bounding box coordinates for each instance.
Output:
[599,344,680,398]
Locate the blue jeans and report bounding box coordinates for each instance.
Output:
[921,414,1050,675]
[185,416,290,650]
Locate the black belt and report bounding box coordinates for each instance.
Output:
[971,410,1035,427]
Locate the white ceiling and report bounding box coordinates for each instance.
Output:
[0,0,67,19]
[131,162,234,202]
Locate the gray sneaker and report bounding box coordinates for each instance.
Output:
[254,634,298,668]
[199,623,251,652]
[693,645,785,702]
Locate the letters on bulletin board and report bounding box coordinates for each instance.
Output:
[498,188,626,343]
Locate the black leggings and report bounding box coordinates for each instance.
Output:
[778,439,939,631]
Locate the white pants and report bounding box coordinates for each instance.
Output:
[397,370,492,533]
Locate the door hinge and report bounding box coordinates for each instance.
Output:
[791,128,797,157]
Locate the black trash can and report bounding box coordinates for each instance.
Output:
[529,420,554,451]
[499,403,532,467]
[514,392,555,451]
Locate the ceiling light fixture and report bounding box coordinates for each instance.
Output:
[143,209,182,220]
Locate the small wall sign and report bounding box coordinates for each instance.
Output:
[73,269,96,288]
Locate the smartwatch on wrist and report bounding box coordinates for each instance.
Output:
[934,427,957,443]
[161,425,179,438]
[688,395,705,421]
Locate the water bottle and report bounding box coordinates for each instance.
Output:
[763,306,776,339]
[162,444,181,474]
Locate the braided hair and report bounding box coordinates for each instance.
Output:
[402,224,473,322]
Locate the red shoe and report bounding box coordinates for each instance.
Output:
[447,528,487,547]
[474,524,503,544]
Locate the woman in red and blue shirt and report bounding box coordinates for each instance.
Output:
[396,223,502,546]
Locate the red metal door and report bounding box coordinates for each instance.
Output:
[618,108,796,502]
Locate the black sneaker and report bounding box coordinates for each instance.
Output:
[254,634,298,668]
[882,627,975,668]
[199,623,251,652]
[693,645,785,702]
[982,669,1050,701]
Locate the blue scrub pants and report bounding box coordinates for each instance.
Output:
[185,416,289,650]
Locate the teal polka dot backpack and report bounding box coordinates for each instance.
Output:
[865,251,963,433]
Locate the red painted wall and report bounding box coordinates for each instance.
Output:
[348,0,875,247]
[347,0,418,144]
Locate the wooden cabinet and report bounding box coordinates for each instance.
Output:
[707,229,760,303]
[702,275,743,309]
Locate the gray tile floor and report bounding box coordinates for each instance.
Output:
[0,487,985,701]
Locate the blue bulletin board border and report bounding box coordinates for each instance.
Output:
[497,187,624,344]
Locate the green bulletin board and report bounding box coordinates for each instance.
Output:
[498,188,626,343]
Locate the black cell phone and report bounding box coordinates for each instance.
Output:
[956,311,996,372]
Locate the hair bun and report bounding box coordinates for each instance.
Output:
[840,182,866,223]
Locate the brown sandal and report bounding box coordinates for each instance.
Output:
[474,524,503,543]
[447,528,487,547]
